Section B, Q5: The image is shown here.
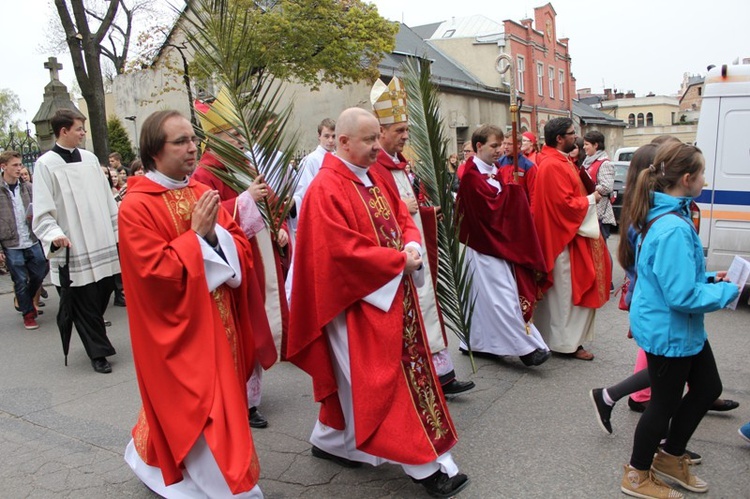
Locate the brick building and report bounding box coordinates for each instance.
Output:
[417,3,575,138]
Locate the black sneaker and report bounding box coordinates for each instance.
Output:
[414,470,470,498]
[589,388,613,434]
[628,397,648,413]
[656,445,702,465]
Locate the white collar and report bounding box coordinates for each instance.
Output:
[55,143,76,152]
[339,158,372,187]
[146,169,189,190]
[473,156,498,175]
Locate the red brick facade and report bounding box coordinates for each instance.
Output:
[502,3,574,138]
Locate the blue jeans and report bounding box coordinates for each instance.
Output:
[4,243,48,315]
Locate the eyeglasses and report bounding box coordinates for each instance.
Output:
[165,136,201,147]
[563,131,577,136]
[462,149,472,154]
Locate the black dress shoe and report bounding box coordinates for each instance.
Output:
[249,407,268,428]
[519,348,551,367]
[311,445,362,468]
[104,320,112,327]
[40,287,48,299]
[710,398,740,412]
[91,357,112,374]
[441,379,475,395]
[458,347,498,360]
[113,298,126,307]
[414,470,470,498]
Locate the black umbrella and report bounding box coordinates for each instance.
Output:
[57,247,74,366]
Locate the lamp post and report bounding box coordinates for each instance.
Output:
[124,115,138,153]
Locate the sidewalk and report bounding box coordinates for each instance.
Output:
[1,236,748,497]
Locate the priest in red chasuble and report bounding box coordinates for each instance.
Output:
[120,110,275,498]
[456,125,551,367]
[369,76,474,397]
[287,107,470,498]
[531,117,612,361]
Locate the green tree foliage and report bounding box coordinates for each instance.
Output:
[107,116,135,164]
[0,88,23,145]
[190,0,399,89]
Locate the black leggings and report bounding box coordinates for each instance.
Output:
[629,340,722,470]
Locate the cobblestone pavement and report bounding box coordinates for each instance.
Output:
[1,236,748,498]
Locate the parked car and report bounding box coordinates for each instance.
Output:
[614,147,637,163]
[611,161,629,226]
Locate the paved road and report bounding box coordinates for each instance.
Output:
[1,236,748,498]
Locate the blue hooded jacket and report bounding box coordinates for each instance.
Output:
[630,192,739,357]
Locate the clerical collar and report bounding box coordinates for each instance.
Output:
[387,151,401,164]
[52,143,82,164]
[473,156,498,177]
[55,143,75,153]
[146,169,189,190]
[339,158,373,187]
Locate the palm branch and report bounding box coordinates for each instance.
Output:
[178,0,299,250]
[402,58,477,371]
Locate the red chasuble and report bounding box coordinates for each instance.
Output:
[456,158,548,322]
[119,177,277,493]
[287,155,458,464]
[532,145,611,308]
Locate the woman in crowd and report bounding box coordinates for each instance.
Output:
[521,131,539,165]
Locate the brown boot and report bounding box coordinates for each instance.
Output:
[621,465,683,499]
[652,449,708,493]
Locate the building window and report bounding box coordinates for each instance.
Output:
[698,87,702,96]
[637,113,645,127]
[548,66,555,98]
[559,69,564,100]
[628,113,635,127]
[517,56,525,93]
[646,112,654,126]
[537,62,544,97]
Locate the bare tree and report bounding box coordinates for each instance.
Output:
[50,0,159,161]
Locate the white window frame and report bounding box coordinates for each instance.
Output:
[517,56,525,93]
[537,62,544,97]
[559,69,564,100]
[548,66,555,99]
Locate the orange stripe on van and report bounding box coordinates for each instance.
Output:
[701,209,750,221]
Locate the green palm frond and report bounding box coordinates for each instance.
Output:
[178,0,299,249]
[402,58,477,371]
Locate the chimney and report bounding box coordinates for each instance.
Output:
[604,88,612,99]
[559,37,569,46]
[521,18,533,30]
[615,92,624,99]
[625,91,635,98]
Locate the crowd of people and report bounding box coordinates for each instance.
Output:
[0,77,747,497]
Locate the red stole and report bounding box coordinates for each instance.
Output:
[287,156,457,464]
[532,146,611,308]
[456,157,548,321]
[371,149,443,334]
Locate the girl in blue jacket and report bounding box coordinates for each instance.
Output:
[620,142,739,498]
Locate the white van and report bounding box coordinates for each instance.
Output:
[695,63,750,270]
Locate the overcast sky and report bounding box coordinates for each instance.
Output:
[3,0,749,129]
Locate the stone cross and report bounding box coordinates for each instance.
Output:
[44,57,63,82]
